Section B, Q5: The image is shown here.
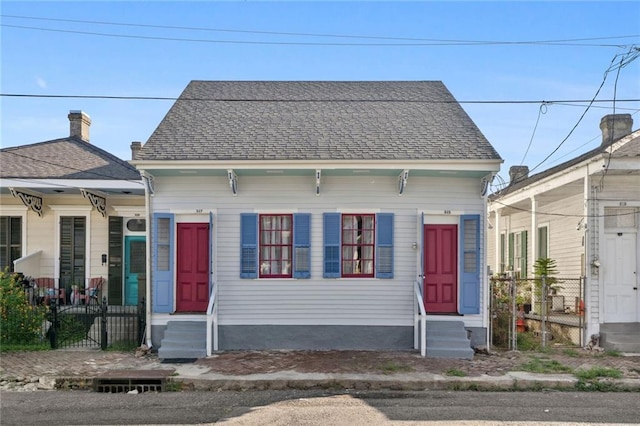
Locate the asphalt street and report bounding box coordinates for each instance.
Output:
[2,390,640,425]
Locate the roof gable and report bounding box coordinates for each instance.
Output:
[0,137,141,180]
[138,81,502,162]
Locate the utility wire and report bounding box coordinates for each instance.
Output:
[499,46,640,191]
[1,23,636,48]
[519,102,548,165]
[2,14,639,46]
[1,93,638,104]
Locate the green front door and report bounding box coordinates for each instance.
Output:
[124,236,146,306]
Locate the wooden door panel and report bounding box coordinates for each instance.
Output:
[424,224,458,313]
[176,223,209,312]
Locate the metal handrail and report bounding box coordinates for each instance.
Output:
[206,282,218,356]
[414,281,426,357]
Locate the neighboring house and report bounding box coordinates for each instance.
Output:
[133,81,502,358]
[488,114,640,349]
[0,111,146,306]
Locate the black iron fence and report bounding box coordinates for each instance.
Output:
[48,297,146,350]
[490,276,586,350]
[2,272,145,351]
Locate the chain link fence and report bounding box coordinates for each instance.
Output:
[490,275,586,351]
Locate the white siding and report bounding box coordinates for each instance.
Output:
[539,194,584,277]
[151,174,488,328]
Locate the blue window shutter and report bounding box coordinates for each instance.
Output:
[376,213,394,278]
[240,213,258,278]
[323,213,341,278]
[152,213,174,313]
[460,214,480,314]
[293,213,311,278]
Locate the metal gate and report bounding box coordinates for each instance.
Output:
[47,298,145,350]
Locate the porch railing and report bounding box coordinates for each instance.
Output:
[13,250,42,278]
[414,281,426,357]
[206,281,218,356]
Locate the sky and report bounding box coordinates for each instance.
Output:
[1,1,639,190]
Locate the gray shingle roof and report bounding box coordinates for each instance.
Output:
[139,81,502,162]
[0,137,141,180]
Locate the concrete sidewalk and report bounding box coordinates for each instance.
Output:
[1,348,639,392]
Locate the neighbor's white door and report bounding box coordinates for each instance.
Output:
[603,232,638,322]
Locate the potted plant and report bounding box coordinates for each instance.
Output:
[533,257,559,313]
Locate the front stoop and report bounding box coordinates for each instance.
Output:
[600,323,640,353]
[426,320,474,359]
[158,321,207,360]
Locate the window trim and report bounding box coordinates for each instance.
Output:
[341,213,375,278]
[259,214,293,279]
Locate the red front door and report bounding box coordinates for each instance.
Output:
[176,223,210,312]
[424,224,458,313]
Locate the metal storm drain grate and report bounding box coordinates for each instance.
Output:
[94,370,173,393]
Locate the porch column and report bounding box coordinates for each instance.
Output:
[494,209,501,273]
[530,196,538,276]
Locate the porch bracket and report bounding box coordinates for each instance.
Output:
[315,169,321,196]
[81,189,107,217]
[9,188,43,217]
[227,169,238,196]
[141,172,155,197]
[480,173,494,196]
[398,169,409,195]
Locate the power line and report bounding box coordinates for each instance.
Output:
[1,23,637,48]
[519,102,548,165]
[1,93,639,104]
[2,14,639,46]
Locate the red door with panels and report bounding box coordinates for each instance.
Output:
[176,223,210,312]
[424,224,458,313]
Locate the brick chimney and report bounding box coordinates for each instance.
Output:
[509,165,529,185]
[130,141,142,160]
[68,110,91,142]
[600,114,633,147]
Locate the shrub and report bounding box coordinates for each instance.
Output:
[0,271,48,346]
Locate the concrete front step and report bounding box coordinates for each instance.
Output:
[426,320,473,360]
[158,321,207,360]
[600,322,640,352]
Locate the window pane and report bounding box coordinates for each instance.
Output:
[259,214,293,278]
[126,219,146,232]
[341,214,375,277]
[9,217,21,245]
[604,207,637,229]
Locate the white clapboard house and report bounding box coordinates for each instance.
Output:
[132,81,502,359]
